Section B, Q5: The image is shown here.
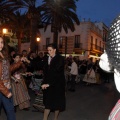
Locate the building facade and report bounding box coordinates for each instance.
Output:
[39,20,108,61]
[0,20,108,61]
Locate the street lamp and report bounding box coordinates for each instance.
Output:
[2,28,7,42]
[65,36,67,58]
[36,37,40,54]
[36,37,40,42]
[2,28,7,35]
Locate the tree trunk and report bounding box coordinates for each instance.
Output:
[18,37,21,53]
[16,32,22,53]
[53,30,58,47]
[30,18,38,52]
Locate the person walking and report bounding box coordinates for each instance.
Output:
[0,36,24,120]
[68,57,78,92]
[41,43,66,120]
[93,60,101,84]
[78,60,87,82]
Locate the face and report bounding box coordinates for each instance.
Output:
[39,52,43,58]
[11,51,15,56]
[0,37,4,51]
[47,47,56,57]
[22,51,27,57]
[14,56,20,63]
[32,53,37,58]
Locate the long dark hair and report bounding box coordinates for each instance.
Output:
[0,36,9,59]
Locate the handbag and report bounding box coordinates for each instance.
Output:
[108,99,120,120]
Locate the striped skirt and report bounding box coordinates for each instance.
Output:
[11,78,30,106]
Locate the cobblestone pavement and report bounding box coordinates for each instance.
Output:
[0,80,119,120]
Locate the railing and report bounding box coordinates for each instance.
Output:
[90,44,104,52]
[58,43,83,49]
[74,43,82,48]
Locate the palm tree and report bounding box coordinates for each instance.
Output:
[41,0,80,46]
[0,1,20,21]
[2,11,30,52]
[0,1,26,52]
[13,0,42,52]
[0,0,41,52]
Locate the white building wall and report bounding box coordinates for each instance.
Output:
[38,21,107,61]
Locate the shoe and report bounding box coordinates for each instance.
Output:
[68,89,75,92]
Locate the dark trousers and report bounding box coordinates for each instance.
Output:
[0,92,16,120]
[70,75,76,90]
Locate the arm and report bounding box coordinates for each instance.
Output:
[10,61,22,74]
[0,81,11,98]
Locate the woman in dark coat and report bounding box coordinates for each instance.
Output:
[41,43,66,120]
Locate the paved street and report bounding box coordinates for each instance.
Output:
[0,80,119,120]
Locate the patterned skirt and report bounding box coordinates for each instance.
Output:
[11,78,30,106]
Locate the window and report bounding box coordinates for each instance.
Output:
[95,39,97,49]
[59,36,63,48]
[91,36,93,49]
[95,39,97,45]
[100,41,101,47]
[91,36,93,44]
[74,35,80,48]
[99,41,102,51]
[46,38,50,48]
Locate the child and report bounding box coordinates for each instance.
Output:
[30,70,43,94]
[11,54,30,110]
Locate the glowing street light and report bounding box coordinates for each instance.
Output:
[36,37,40,42]
[2,28,7,41]
[36,37,40,54]
[2,28,7,35]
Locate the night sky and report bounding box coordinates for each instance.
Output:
[26,0,120,27]
[76,0,120,27]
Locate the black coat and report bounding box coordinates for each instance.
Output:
[42,54,66,111]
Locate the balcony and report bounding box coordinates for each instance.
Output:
[90,44,104,52]
[74,43,82,48]
[73,43,83,53]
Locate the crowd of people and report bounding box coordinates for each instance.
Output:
[0,36,113,120]
[65,55,113,92]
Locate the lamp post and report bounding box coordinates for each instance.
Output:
[65,36,67,58]
[36,37,40,55]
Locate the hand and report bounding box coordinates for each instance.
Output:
[6,84,11,89]
[21,57,26,62]
[41,84,50,90]
[7,92,12,98]
[21,57,30,63]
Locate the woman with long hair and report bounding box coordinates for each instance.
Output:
[0,36,27,120]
